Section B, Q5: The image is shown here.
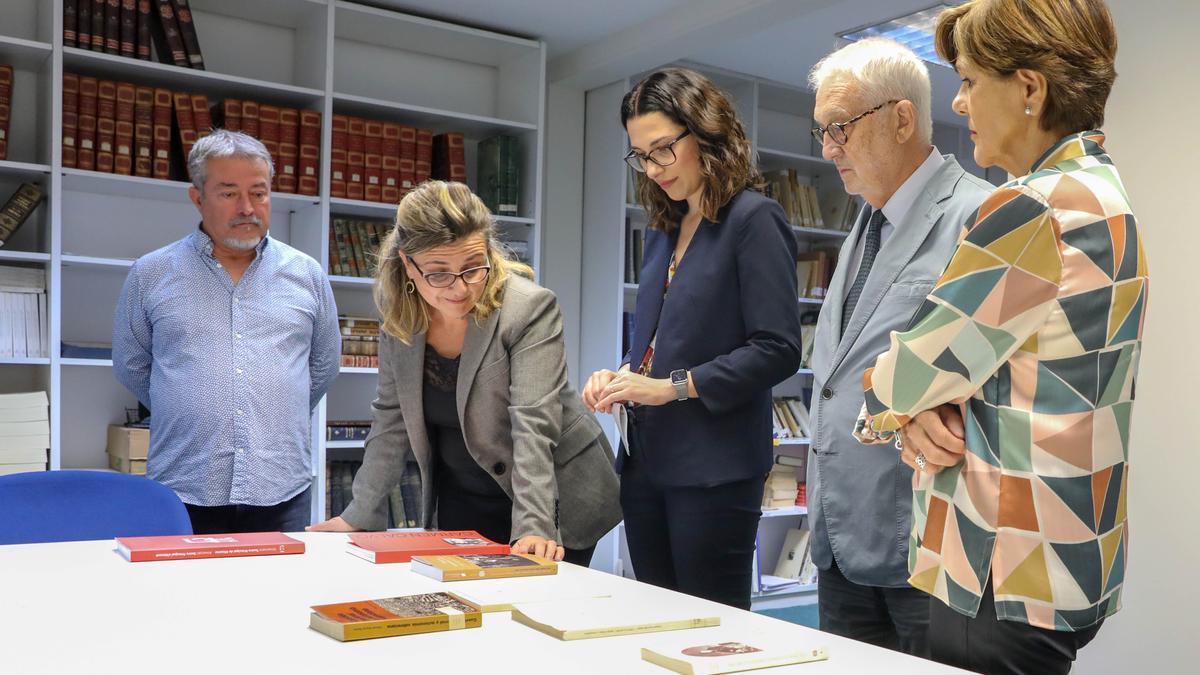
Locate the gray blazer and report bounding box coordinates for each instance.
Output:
[341,275,622,549]
[806,156,992,587]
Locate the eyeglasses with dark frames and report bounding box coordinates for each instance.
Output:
[811,100,900,147]
[624,129,692,172]
[407,256,491,288]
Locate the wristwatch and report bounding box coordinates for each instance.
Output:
[670,369,689,401]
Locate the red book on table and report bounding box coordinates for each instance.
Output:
[347,530,508,564]
[116,531,305,562]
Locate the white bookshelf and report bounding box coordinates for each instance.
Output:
[581,60,999,604]
[0,0,546,526]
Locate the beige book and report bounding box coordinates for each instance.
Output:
[511,596,719,641]
[410,553,556,582]
[0,434,49,450]
[0,462,45,475]
[0,420,48,436]
[0,447,46,464]
[642,637,828,674]
[0,391,47,408]
[0,405,46,423]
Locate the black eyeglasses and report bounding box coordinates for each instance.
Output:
[407,256,491,288]
[624,129,691,172]
[811,100,900,146]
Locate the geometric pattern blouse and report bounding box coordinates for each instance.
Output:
[855,131,1147,632]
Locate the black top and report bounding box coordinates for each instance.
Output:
[618,189,803,486]
[422,346,509,501]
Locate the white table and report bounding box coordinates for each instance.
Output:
[0,532,969,674]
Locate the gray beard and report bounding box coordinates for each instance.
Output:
[222,235,262,251]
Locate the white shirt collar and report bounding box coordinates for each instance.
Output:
[880,147,944,228]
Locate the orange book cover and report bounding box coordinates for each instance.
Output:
[310,592,481,642]
[346,530,508,564]
[116,531,305,562]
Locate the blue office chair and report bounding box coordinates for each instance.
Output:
[0,470,192,545]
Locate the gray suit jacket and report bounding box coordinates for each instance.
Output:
[341,275,622,549]
[806,156,992,587]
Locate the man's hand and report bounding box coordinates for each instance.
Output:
[898,404,966,475]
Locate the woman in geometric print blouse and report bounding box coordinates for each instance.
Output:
[854,1,1146,674]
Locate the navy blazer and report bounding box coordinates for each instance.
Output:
[618,189,802,486]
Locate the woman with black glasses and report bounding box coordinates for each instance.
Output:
[582,68,803,608]
[310,181,621,567]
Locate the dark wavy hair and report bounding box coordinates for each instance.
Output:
[620,68,763,233]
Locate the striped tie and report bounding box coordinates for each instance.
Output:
[841,208,884,337]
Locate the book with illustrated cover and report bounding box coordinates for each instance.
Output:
[346,529,508,564]
[115,531,305,562]
[641,638,829,674]
[310,592,481,642]
[510,596,720,641]
[411,553,556,582]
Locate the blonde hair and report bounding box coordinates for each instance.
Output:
[374,181,532,344]
[935,0,1117,134]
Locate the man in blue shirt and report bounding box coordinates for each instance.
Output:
[113,130,341,534]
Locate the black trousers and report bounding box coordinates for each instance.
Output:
[928,576,1104,675]
[437,486,596,568]
[620,446,762,610]
[817,560,930,657]
[184,485,312,534]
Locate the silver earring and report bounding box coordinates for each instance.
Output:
[1024,105,1033,116]
[405,280,415,294]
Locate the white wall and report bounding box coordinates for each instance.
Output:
[1074,2,1200,673]
[539,83,587,385]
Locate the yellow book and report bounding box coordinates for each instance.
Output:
[309,592,481,642]
[510,596,720,641]
[410,553,557,582]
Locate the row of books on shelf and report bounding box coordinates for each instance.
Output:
[754,526,820,594]
[772,396,812,440]
[796,249,838,300]
[764,169,858,232]
[0,266,48,359]
[0,65,11,161]
[624,225,645,284]
[327,420,370,442]
[63,72,322,194]
[64,0,206,70]
[0,391,49,475]
[762,463,804,509]
[329,218,386,278]
[340,316,381,367]
[324,458,420,529]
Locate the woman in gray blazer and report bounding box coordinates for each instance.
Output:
[309,181,621,565]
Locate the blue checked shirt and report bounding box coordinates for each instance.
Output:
[113,229,341,507]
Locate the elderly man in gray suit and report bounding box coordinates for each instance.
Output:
[803,37,992,657]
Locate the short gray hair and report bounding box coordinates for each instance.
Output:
[187,129,275,191]
[808,37,933,144]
